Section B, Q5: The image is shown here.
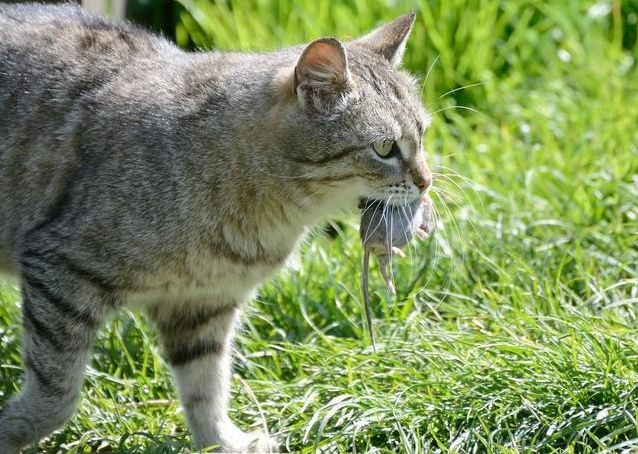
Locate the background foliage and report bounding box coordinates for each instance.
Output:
[1,0,638,452]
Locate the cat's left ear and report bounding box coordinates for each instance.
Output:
[353,12,416,66]
[294,37,351,111]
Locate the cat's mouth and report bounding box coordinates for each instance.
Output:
[358,193,431,208]
[358,190,420,207]
[358,194,432,236]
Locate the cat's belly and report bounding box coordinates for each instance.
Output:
[125,251,291,307]
[124,216,307,308]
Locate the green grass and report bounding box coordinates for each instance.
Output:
[2,0,638,452]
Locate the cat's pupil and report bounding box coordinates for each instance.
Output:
[375,141,401,159]
[387,142,401,159]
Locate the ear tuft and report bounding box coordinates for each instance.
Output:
[353,12,416,66]
[294,38,351,112]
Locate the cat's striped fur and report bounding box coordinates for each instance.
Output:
[0,4,431,452]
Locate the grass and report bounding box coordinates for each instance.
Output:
[1,0,638,452]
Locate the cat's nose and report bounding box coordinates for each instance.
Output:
[412,167,432,193]
[416,175,431,191]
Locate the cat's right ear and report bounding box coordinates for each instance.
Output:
[293,38,351,112]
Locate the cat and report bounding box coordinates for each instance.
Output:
[0,4,432,452]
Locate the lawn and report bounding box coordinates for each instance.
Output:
[1,0,637,452]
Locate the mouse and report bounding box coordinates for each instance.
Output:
[358,195,431,350]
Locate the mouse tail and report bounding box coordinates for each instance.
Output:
[362,251,376,352]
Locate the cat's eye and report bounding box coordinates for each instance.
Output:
[372,140,401,159]
[372,140,397,158]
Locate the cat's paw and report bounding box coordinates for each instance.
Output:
[212,422,279,453]
[243,430,279,453]
[218,431,278,453]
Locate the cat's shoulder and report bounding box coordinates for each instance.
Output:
[2,3,108,29]
[2,3,128,29]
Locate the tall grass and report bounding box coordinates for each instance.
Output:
[1,0,637,452]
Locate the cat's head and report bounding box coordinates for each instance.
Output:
[277,13,431,209]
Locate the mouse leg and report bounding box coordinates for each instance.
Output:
[378,254,396,295]
[391,246,407,258]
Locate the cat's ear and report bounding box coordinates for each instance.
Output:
[353,12,416,66]
[293,37,351,111]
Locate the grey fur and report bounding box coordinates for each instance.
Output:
[0,4,432,452]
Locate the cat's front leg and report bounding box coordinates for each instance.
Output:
[149,300,277,453]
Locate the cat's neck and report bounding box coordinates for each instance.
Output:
[179,55,360,259]
[206,164,357,267]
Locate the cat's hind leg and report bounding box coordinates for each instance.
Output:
[0,251,114,454]
[149,299,278,453]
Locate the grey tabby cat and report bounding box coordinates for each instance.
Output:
[0,4,432,452]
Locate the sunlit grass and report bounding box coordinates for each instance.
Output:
[1,0,637,452]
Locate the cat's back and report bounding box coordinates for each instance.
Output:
[0,3,173,90]
[0,4,183,267]
[0,3,162,53]
[0,3,179,134]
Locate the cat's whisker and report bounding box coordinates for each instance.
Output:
[385,195,396,301]
[428,209,446,287]
[431,190,480,239]
[433,165,477,182]
[433,188,462,246]
[420,54,440,97]
[431,177,482,238]
[429,185,462,205]
[362,201,386,246]
[398,197,416,284]
[415,200,446,293]
[433,168,482,196]
[431,105,481,116]
[433,165,487,212]
[438,82,485,99]
[433,167,482,207]
[432,172,478,190]
[430,193,464,289]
